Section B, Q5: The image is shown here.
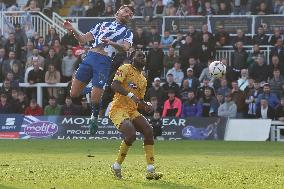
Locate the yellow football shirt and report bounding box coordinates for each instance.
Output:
[111,64,147,111]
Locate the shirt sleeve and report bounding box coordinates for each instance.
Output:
[89,22,102,38]
[113,64,129,83]
[123,30,133,45]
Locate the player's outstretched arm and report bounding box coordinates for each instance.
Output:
[111,80,141,104]
[63,21,93,44]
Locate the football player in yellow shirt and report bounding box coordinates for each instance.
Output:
[109,50,163,180]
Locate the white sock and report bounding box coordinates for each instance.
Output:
[147,164,154,172]
[113,162,121,170]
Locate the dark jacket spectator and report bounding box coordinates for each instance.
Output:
[27,62,45,84]
[181,91,202,117]
[256,98,275,119]
[249,56,269,83]
[79,98,91,116]
[162,73,180,96]
[179,36,198,71]
[199,87,218,117]
[253,26,269,45]
[150,112,162,139]
[0,94,12,114]
[60,96,78,115]
[4,33,21,59]
[145,77,166,106]
[275,97,284,121]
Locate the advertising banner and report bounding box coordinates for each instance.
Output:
[255,16,284,34]
[164,16,207,35]
[0,114,23,139]
[78,17,163,35]
[19,116,227,140]
[209,16,253,34]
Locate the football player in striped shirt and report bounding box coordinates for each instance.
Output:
[63,5,134,132]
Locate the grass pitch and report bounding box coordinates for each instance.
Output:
[0,140,284,189]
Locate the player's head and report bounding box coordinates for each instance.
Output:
[131,50,146,70]
[115,5,134,24]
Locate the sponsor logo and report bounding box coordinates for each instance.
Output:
[182,126,193,138]
[24,121,58,138]
[5,118,16,126]
[0,132,19,139]
[128,82,137,89]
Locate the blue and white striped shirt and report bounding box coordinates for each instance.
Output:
[89,20,133,57]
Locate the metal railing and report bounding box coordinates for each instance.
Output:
[1,83,69,107]
[0,11,67,39]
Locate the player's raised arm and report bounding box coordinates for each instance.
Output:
[63,21,94,44]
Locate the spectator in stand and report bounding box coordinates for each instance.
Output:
[0,94,11,113]
[26,49,45,69]
[146,41,164,85]
[14,23,28,50]
[162,73,180,96]
[171,32,184,48]
[44,96,61,115]
[187,57,203,78]
[244,78,255,97]
[268,68,284,98]
[24,99,43,116]
[231,80,246,118]
[268,27,283,46]
[61,30,79,50]
[143,97,163,117]
[183,68,200,92]
[186,0,197,15]
[187,25,200,44]
[45,64,61,98]
[200,24,214,44]
[181,90,202,117]
[231,41,248,80]
[166,62,184,87]
[180,79,190,102]
[199,60,212,82]
[18,91,28,113]
[52,39,65,59]
[218,92,237,118]
[275,96,284,121]
[256,83,280,110]
[197,77,215,99]
[133,0,144,16]
[22,41,34,64]
[44,48,61,73]
[215,24,230,47]
[60,96,78,115]
[0,48,6,81]
[238,69,249,91]
[257,2,269,15]
[277,1,284,14]
[4,33,21,59]
[143,0,154,21]
[198,33,215,65]
[179,35,198,72]
[217,78,231,97]
[145,77,165,107]
[216,92,224,107]
[231,29,251,46]
[247,44,264,69]
[251,0,272,15]
[104,4,115,16]
[270,38,284,63]
[150,111,162,139]
[1,79,12,99]
[133,27,148,50]
[165,2,176,16]
[176,0,188,16]
[2,51,22,79]
[160,31,174,50]
[202,1,215,15]
[232,0,249,15]
[23,0,40,11]
[162,89,182,117]
[154,0,165,16]
[86,0,105,17]
[27,61,45,99]
[256,98,275,119]
[268,55,284,78]
[146,26,161,47]
[199,87,218,117]
[253,26,269,45]
[10,89,21,113]
[249,56,269,83]
[61,49,77,82]
[6,72,19,89]
[163,47,178,73]
[79,97,91,116]
[35,36,45,53]
[217,2,231,15]
[45,28,60,47]
[69,0,86,17]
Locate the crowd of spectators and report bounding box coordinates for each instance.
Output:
[1,0,284,124]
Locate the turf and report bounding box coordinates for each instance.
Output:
[0,140,284,189]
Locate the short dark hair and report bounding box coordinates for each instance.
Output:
[119,4,135,14]
[0,94,7,98]
[49,96,56,100]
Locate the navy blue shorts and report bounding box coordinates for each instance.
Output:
[75,51,112,89]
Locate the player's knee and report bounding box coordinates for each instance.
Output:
[144,127,154,139]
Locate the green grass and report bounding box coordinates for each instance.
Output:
[0,140,284,189]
